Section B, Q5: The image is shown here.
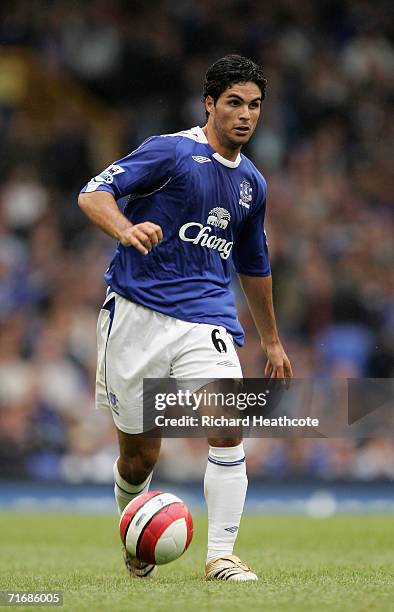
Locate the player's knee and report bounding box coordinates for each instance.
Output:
[208,437,243,448]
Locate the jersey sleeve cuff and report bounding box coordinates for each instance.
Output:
[235,268,272,277]
[80,183,117,196]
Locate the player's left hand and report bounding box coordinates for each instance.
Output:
[263,340,293,384]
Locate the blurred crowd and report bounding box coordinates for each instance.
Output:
[0,0,393,482]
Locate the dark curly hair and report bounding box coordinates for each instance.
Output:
[203,54,267,116]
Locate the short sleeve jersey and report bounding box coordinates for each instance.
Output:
[80,126,270,345]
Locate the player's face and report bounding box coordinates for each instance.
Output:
[205,82,262,153]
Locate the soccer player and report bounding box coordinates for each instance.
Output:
[78,55,292,581]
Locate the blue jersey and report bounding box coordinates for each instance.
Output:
[80,126,270,345]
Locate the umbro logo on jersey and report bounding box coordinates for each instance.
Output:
[192,155,212,164]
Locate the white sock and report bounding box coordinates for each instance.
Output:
[204,443,248,561]
[113,459,152,515]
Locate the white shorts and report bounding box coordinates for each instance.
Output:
[96,292,243,434]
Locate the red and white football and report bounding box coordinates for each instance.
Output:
[119,491,193,565]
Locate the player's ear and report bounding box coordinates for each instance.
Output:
[205,95,215,117]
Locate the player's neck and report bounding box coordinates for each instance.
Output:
[202,125,241,162]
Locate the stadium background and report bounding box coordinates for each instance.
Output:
[0,0,393,513]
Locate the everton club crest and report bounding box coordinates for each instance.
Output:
[239,179,252,208]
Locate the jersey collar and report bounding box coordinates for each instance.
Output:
[212,151,242,168]
[195,126,242,169]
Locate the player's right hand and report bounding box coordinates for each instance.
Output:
[120,222,163,255]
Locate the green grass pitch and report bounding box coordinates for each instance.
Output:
[0,513,393,611]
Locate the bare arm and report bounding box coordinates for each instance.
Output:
[238,273,293,379]
[78,191,163,255]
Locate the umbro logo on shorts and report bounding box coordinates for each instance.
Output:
[216,360,238,367]
[192,155,212,163]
